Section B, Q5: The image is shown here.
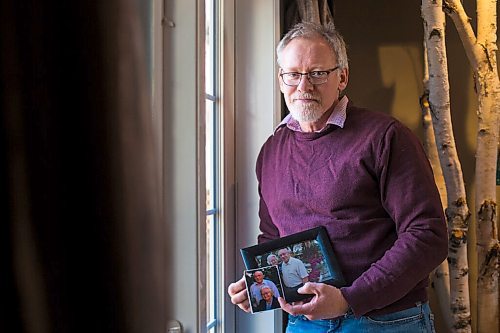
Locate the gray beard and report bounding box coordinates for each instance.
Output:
[289,105,323,123]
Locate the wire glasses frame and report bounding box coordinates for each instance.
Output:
[280,66,340,86]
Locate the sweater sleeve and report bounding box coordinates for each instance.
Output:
[256,144,280,244]
[340,122,448,316]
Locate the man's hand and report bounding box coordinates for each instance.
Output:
[227,276,251,313]
[278,282,349,320]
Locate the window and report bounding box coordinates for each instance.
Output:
[205,0,220,331]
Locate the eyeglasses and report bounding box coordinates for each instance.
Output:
[279,66,340,86]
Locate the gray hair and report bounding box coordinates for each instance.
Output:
[267,254,278,265]
[276,22,348,71]
[278,247,291,255]
[260,286,273,295]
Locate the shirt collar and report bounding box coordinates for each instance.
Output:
[274,95,349,134]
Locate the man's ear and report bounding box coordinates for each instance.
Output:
[278,74,286,93]
[338,68,349,91]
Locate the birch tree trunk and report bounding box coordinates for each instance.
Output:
[474,2,500,332]
[420,36,453,332]
[422,1,472,331]
[443,1,500,332]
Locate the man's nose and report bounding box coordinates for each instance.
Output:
[297,74,314,92]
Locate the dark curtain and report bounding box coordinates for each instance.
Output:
[283,0,336,32]
[0,1,165,332]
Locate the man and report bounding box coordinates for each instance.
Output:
[248,270,281,308]
[278,248,308,291]
[228,22,447,332]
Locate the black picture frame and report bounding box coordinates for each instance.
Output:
[240,226,346,303]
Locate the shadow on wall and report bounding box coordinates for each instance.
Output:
[334,0,476,176]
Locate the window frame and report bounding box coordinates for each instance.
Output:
[205,0,237,332]
[159,0,280,331]
[205,0,219,330]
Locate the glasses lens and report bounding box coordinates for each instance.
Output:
[281,70,332,86]
[283,73,300,86]
[308,72,328,84]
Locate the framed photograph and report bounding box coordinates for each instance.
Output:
[240,226,346,303]
[244,266,284,313]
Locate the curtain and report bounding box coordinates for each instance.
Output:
[0,1,165,332]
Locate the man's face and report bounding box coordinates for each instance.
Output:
[261,288,273,302]
[253,271,264,283]
[278,36,348,130]
[279,250,290,263]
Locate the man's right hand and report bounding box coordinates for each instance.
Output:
[227,275,251,313]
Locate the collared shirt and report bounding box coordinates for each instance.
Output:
[274,95,349,134]
[281,257,309,288]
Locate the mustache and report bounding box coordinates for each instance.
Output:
[294,93,320,101]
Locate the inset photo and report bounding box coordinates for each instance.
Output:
[244,266,284,313]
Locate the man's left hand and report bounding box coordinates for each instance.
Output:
[278,282,349,320]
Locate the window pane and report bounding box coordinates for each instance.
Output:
[205,0,214,96]
[205,0,218,331]
[205,98,215,211]
[206,214,216,324]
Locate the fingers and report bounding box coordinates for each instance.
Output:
[227,276,246,297]
[227,276,251,313]
[278,297,314,316]
[235,298,251,312]
[229,286,248,306]
[281,301,320,320]
[279,283,335,320]
[278,297,293,313]
[297,282,318,295]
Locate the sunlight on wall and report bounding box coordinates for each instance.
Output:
[377,45,422,132]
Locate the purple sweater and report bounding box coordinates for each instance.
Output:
[256,104,448,317]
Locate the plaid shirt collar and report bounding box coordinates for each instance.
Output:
[275,95,349,134]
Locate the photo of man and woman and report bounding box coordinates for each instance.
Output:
[247,240,334,303]
[240,226,346,305]
[261,240,331,279]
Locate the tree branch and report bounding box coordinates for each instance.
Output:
[477,0,498,47]
[443,0,481,69]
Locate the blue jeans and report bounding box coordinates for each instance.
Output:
[286,302,436,333]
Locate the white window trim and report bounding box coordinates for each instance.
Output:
[233,0,282,332]
[159,0,206,331]
[159,0,282,331]
[219,0,236,331]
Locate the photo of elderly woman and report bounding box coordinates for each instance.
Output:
[255,286,280,312]
[244,266,284,313]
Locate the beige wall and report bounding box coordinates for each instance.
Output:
[333,1,500,332]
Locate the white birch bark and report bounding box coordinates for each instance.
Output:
[422,1,472,331]
[444,1,500,332]
[420,36,453,332]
